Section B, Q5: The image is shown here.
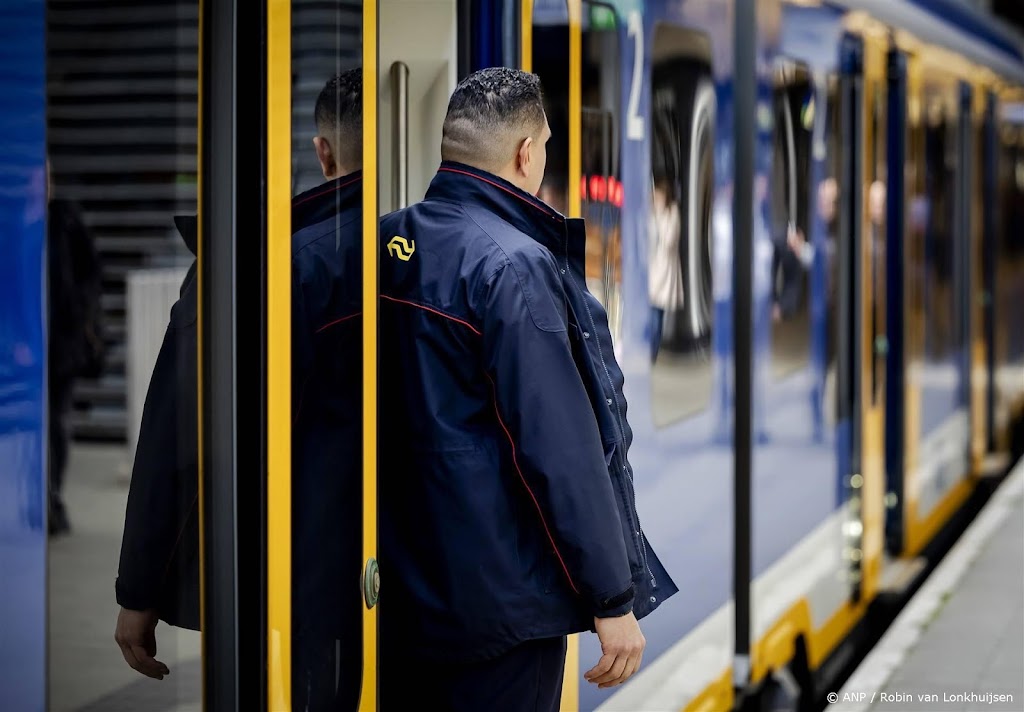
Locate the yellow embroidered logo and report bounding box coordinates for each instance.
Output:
[387,235,415,261]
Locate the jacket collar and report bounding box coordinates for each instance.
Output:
[426,161,587,275]
[293,170,363,232]
[173,215,197,256]
[169,171,363,258]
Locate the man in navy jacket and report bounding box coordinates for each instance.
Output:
[115,70,364,711]
[379,67,677,711]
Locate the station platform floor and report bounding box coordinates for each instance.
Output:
[47,444,1023,711]
[835,459,1024,712]
[49,444,200,712]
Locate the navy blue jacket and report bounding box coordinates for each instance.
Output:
[116,216,199,630]
[290,172,363,664]
[378,162,677,663]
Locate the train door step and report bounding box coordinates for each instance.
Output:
[877,556,927,595]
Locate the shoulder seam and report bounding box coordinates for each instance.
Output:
[462,204,565,335]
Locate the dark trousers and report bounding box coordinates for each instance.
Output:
[382,636,567,712]
[48,373,73,532]
[649,306,665,362]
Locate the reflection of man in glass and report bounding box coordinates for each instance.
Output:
[115,71,365,711]
[290,69,365,712]
[648,174,683,362]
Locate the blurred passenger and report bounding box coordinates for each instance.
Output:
[771,222,810,323]
[647,175,682,362]
[816,177,839,426]
[378,67,676,711]
[115,71,365,712]
[46,164,104,536]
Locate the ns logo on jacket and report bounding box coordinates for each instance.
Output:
[387,235,415,261]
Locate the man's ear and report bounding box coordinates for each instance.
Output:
[313,136,336,180]
[516,136,534,180]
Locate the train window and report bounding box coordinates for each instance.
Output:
[995,108,1024,379]
[906,80,926,385]
[290,3,364,710]
[905,78,964,438]
[920,87,960,364]
[768,59,814,382]
[648,23,715,427]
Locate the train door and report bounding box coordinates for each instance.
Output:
[897,52,975,558]
[199,0,376,709]
[884,46,909,557]
[859,33,888,600]
[175,3,381,708]
[966,83,989,474]
[836,33,865,602]
[981,91,998,455]
[835,32,886,604]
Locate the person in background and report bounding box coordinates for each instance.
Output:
[647,174,683,362]
[46,162,104,536]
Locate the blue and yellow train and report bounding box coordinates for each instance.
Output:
[522,1,1024,710]
[2,0,1022,710]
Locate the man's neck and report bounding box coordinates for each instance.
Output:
[447,158,528,195]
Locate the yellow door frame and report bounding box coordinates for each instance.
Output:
[267,0,292,706]
[360,1,381,709]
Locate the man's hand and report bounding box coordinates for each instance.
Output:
[584,611,646,689]
[115,607,169,680]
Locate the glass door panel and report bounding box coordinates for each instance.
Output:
[281,2,368,710]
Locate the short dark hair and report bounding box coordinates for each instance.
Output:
[314,68,362,169]
[441,67,547,170]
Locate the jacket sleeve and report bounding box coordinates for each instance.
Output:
[116,265,199,613]
[479,251,634,617]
